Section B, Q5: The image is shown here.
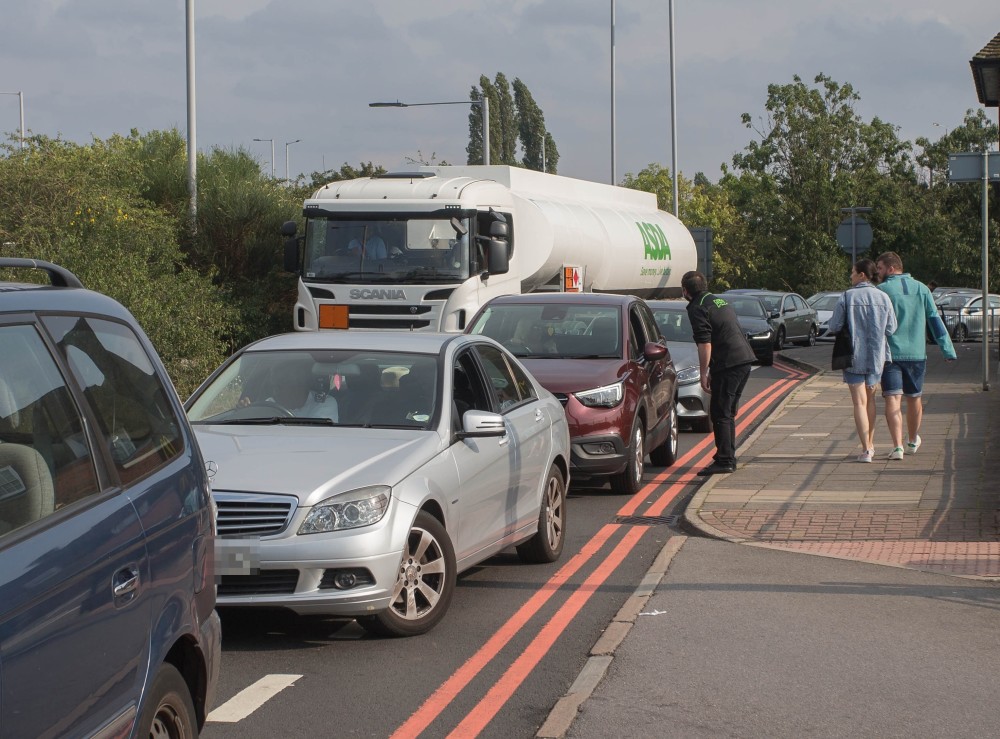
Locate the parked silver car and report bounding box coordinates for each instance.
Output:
[806,291,844,341]
[937,292,1000,342]
[648,300,712,432]
[186,332,570,636]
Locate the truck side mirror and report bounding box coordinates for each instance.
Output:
[283,238,300,273]
[487,239,509,275]
[489,221,508,239]
[280,221,298,237]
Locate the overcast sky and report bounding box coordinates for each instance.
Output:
[3,1,998,185]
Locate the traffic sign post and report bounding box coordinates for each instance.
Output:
[947,151,998,391]
[836,207,873,263]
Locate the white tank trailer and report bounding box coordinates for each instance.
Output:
[281,165,698,332]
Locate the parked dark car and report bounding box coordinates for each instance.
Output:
[468,293,678,494]
[0,259,220,737]
[717,292,776,366]
[740,290,818,347]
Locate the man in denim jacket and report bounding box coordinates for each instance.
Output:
[876,251,956,461]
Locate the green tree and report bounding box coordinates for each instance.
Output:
[0,134,233,395]
[722,74,919,296]
[468,74,558,171]
[513,78,558,173]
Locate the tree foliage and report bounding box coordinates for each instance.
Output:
[0,133,234,395]
[467,74,558,172]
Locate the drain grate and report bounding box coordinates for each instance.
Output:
[615,514,679,527]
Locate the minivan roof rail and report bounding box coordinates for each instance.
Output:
[0,258,85,288]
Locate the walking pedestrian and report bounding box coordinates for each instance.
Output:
[875,252,956,460]
[827,259,897,463]
[681,271,757,475]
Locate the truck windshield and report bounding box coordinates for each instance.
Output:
[302,216,473,284]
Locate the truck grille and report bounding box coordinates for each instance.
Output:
[214,492,296,538]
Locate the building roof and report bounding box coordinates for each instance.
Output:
[970,31,1000,106]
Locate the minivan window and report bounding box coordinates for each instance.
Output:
[0,324,101,537]
[42,316,183,487]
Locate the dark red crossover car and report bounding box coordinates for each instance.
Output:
[468,293,678,494]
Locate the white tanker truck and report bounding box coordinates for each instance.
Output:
[281,165,698,332]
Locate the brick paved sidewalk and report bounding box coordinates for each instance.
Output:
[685,346,1000,579]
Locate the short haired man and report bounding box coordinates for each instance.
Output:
[682,271,758,475]
[875,251,956,460]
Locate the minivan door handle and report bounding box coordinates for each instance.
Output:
[112,565,141,605]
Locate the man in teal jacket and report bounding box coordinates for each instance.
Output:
[876,251,957,461]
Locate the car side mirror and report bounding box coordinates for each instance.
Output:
[770,310,781,320]
[456,410,506,440]
[643,342,667,361]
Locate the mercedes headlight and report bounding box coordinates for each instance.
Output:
[573,381,624,408]
[298,486,391,534]
[676,366,701,386]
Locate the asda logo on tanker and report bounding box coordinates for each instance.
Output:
[637,222,671,260]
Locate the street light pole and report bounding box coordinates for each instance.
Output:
[0,91,24,150]
[669,0,679,216]
[184,0,197,227]
[253,138,274,178]
[610,0,616,185]
[368,100,490,166]
[284,139,301,183]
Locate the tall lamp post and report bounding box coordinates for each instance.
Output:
[253,137,274,178]
[610,0,616,185]
[184,0,197,227]
[369,99,490,166]
[284,139,301,183]
[0,91,24,150]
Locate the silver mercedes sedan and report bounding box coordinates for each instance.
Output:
[186,332,570,637]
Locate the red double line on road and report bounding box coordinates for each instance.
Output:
[392,364,809,738]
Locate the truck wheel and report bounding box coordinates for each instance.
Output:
[137,664,197,739]
[649,403,678,467]
[516,465,566,563]
[610,419,644,495]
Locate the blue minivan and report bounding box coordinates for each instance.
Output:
[0,259,220,737]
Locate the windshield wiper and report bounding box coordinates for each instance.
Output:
[207,416,335,426]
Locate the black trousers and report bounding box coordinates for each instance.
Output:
[710,362,752,467]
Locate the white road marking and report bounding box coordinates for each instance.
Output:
[207,674,302,723]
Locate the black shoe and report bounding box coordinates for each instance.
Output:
[698,463,736,476]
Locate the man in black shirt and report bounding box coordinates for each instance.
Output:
[682,271,757,475]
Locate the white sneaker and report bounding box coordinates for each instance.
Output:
[888,447,904,461]
[857,449,873,463]
[906,435,922,455]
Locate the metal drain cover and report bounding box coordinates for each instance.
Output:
[614,514,678,526]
